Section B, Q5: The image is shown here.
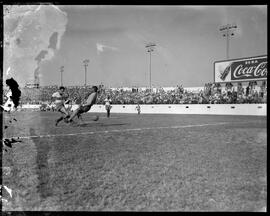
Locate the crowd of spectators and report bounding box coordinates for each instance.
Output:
[4,81,267,106]
[96,81,267,104]
[201,81,266,104]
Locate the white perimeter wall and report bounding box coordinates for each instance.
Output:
[22,104,266,116]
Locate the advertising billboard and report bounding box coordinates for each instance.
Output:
[214,55,267,83]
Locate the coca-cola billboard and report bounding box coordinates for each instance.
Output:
[214,55,267,83]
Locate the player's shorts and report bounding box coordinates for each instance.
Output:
[55,103,65,112]
[77,104,91,114]
[105,105,111,110]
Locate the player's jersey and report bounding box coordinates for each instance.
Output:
[104,98,112,106]
[85,92,98,106]
[52,91,64,105]
[52,91,67,111]
[104,98,112,111]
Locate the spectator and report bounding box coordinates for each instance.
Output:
[246,85,250,97]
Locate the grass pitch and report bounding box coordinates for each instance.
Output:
[2,111,267,211]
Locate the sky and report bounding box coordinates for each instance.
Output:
[3,5,267,88]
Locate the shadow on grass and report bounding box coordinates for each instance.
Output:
[30,128,52,199]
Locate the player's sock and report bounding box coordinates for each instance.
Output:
[66,118,74,123]
[68,119,76,126]
[55,117,64,126]
[63,115,70,123]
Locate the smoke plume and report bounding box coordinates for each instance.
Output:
[3,5,68,86]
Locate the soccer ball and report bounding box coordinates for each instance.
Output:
[93,115,99,121]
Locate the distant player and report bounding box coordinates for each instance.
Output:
[104,95,112,118]
[67,86,99,123]
[52,86,70,126]
[135,103,141,115]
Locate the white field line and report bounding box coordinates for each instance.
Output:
[85,116,118,119]
[4,122,230,140]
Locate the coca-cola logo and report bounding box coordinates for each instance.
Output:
[232,60,267,79]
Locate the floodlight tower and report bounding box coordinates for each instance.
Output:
[83,59,90,86]
[60,66,64,86]
[219,23,237,59]
[145,42,156,91]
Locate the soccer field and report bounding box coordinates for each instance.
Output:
[2,111,267,211]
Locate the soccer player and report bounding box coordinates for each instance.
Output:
[67,86,99,123]
[104,95,112,118]
[52,86,70,126]
[135,103,141,115]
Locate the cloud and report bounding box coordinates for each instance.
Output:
[96,43,119,55]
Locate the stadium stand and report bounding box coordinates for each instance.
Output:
[4,81,267,107]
